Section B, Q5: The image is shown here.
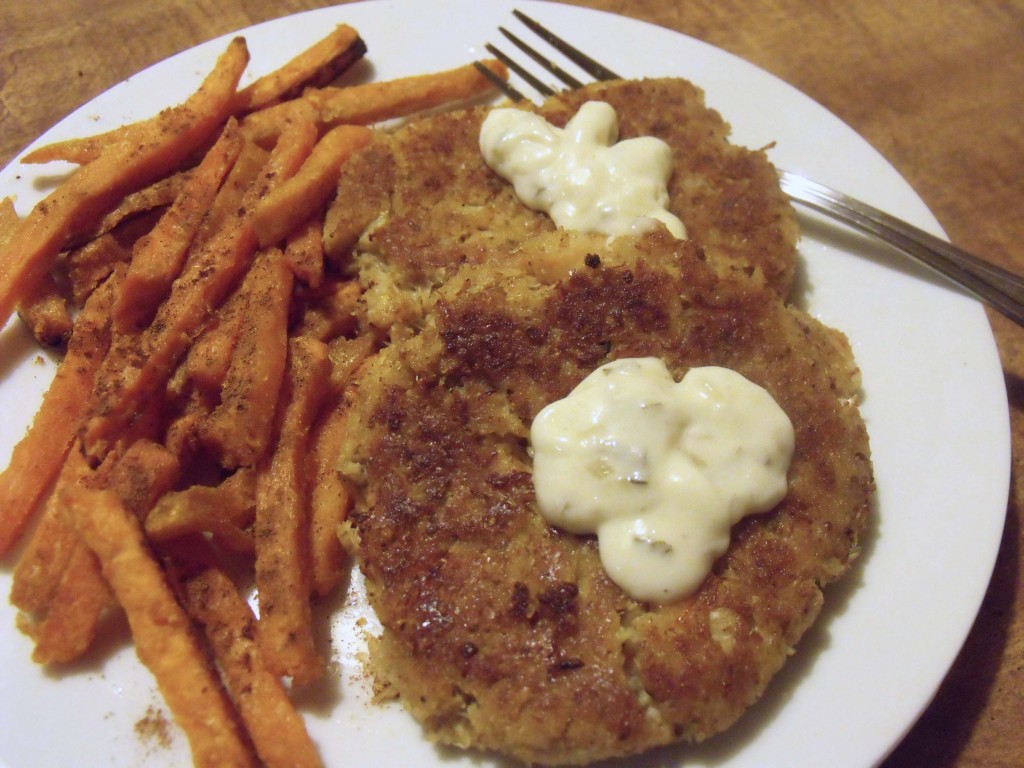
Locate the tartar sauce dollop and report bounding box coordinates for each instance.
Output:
[530,358,795,603]
[479,102,685,239]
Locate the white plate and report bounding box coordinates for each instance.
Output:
[0,1,1010,766]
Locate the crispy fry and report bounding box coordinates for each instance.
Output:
[64,232,130,307]
[16,271,73,347]
[163,385,216,464]
[65,478,258,768]
[27,544,113,665]
[3,198,72,345]
[248,115,319,200]
[71,170,192,247]
[105,379,171,462]
[146,470,257,554]
[296,278,361,342]
[255,337,331,685]
[105,439,181,518]
[308,334,375,595]
[21,131,123,167]
[14,438,177,665]
[112,120,244,333]
[197,248,294,468]
[192,137,269,251]
[235,24,365,113]
[0,38,249,329]
[307,58,508,127]
[240,59,507,147]
[81,104,328,460]
[82,146,272,461]
[308,405,353,596]
[64,206,162,306]
[0,268,118,556]
[181,567,324,768]
[0,196,19,245]
[9,445,96,616]
[326,332,376,395]
[179,270,252,399]
[34,26,358,162]
[238,99,322,150]
[283,215,325,287]
[252,124,372,247]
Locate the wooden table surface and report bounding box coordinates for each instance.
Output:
[2,0,1022,765]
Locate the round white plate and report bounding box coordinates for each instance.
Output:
[0,1,1010,767]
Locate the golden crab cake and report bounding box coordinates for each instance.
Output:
[324,78,799,338]
[543,78,799,297]
[337,230,872,765]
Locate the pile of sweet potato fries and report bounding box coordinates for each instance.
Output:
[0,24,506,767]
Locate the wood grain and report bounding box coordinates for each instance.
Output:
[1,1,1022,765]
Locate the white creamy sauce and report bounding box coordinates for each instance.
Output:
[530,359,795,603]
[479,101,686,239]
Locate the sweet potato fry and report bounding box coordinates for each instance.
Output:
[238,99,322,150]
[252,124,372,247]
[283,215,325,287]
[80,104,326,459]
[326,332,376,395]
[247,115,319,201]
[146,469,257,554]
[255,337,331,685]
[307,58,508,128]
[0,268,118,556]
[307,334,375,595]
[181,567,324,768]
[15,438,177,665]
[178,273,251,400]
[27,543,113,665]
[82,147,272,460]
[21,131,122,167]
[173,119,303,392]
[70,170,192,247]
[235,24,365,113]
[65,480,258,768]
[197,247,294,468]
[162,384,216,464]
[0,38,249,329]
[112,120,244,333]
[63,206,162,306]
[295,278,361,342]
[5,198,73,345]
[70,26,355,159]
[307,404,353,597]
[192,138,269,251]
[16,272,73,347]
[9,444,96,616]
[0,196,19,245]
[240,59,507,147]
[105,439,181,517]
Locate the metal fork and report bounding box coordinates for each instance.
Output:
[474,10,1024,327]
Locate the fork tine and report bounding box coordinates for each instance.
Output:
[485,42,557,98]
[473,60,528,102]
[477,8,623,104]
[512,9,622,82]
[498,27,585,91]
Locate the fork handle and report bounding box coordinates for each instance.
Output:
[780,173,1024,327]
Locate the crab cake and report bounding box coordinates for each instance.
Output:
[323,78,799,339]
[337,230,872,765]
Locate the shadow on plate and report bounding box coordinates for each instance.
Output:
[794,209,975,303]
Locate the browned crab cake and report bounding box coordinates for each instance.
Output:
[337,229,872,765]
[324,78,799,341]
